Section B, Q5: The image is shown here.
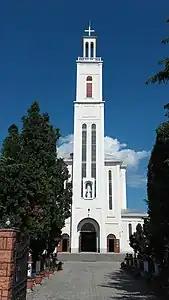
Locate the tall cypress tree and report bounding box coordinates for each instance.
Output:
[0,124,28,228]
[0,101,72,249]
[146,17,169,268]
[147,111,169,265]
[146,18,169,84]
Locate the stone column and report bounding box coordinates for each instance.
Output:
[0,228,17,300]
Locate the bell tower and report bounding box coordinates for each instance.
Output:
[71,23,106,253]
[76,22,103,104]
[83,23,96,58]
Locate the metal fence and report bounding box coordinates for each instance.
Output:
[12,233,30,300]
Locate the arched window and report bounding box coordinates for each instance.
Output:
[82,123,87,129]
[85,42,89,57]
[91,124,96,197]
[109,170,112,210]
[81,124,87,197]
[128,223,132,238]
[86,76,92,98]
[91,42,94,57]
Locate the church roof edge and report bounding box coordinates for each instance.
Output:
[121,209,147,218]
[63,158,127,168]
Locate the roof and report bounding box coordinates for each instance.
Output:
[121,209,147,218]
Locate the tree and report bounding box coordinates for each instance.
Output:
[0,124,28,229]
[146,17,169,273]
[130,223,145,258]
[130,219,152,260]
[2,124,21,160]
[146,18,169,84]
[0,101,72,255]
[147,108,169,266]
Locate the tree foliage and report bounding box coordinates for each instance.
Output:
[130,220,151,259]
[0,101,72,248]
[147,105,169,264]
[130,18,169,274]
[146,19,169,84]
[145,17,169,269]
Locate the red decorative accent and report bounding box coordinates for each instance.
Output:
[35,274,43,285]
[87,82,92,98]
[27,278,34,290]
[115,239,120,253]
[57,239,62,252]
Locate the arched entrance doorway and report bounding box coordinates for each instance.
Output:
[107,234,116,252]
[61,233,69,252]
[77,218,100,253]
[107,234,120,253]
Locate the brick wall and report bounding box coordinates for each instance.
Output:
[0,229,17,300]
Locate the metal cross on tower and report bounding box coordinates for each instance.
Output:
[85,21,95,36]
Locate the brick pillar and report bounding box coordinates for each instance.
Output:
[0,228,18,300]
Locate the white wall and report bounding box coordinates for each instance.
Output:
[63,160,145,254]
[120,167,127,210]
[76,62,103,103]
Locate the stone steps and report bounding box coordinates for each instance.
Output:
[57,252,125,262]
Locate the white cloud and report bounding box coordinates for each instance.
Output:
[57,134,74,159]
[58,134,150,168]
[127,174,147,188]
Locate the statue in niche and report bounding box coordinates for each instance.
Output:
[85,182,92,199]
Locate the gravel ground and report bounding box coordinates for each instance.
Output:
[26,261,158,300]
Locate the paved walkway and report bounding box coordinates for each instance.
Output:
[27,262,157,300]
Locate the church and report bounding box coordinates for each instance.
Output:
[58,24,146,254]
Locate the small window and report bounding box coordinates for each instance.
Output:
[86,42,89,57]
[91,42,94,57]
[86,76,93,98]
[87,76,92,81]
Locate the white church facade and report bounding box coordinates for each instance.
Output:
[58,24,146,254]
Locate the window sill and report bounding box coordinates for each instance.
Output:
[107,215,116,218]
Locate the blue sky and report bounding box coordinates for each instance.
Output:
[0,1,169,212]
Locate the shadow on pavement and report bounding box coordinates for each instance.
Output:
[99,269,159,299]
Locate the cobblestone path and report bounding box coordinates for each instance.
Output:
[27,261,157,300]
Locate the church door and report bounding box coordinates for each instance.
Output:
[107,234,116,253]
[81,232,96,252]
[80,223,97,252]
[108,238,115,252]
[114,239,120,253]
[61,234,69,252]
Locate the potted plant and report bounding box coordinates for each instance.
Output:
[35,272,43,285]
[44,267,50,278]
[27,278,34,290]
